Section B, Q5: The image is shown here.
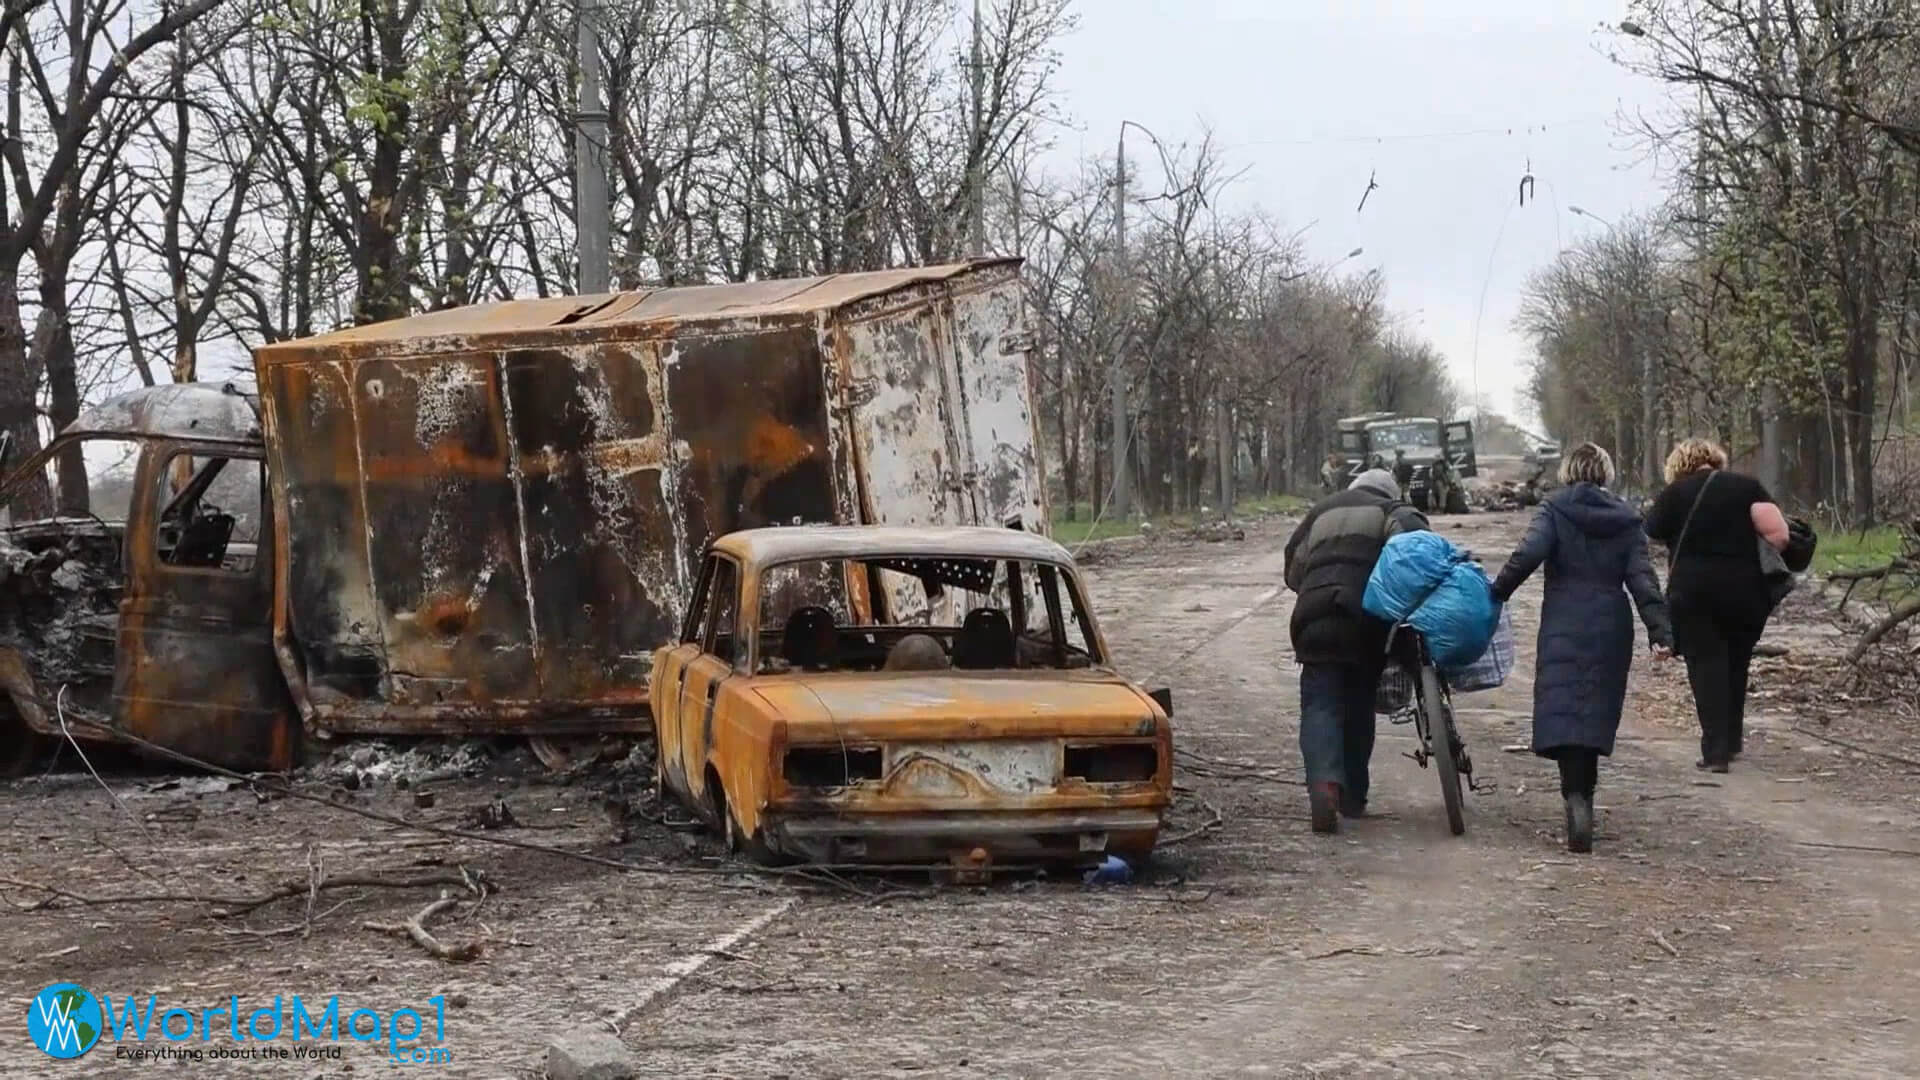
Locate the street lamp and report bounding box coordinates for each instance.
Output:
[1568,205,1615,228]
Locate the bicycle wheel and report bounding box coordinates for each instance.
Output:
[1418,664,1466,835]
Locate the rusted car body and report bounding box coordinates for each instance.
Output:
[650,526,1174,865]
[0,260,1048,772]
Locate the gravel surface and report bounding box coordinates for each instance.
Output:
[2,511,1916,1078]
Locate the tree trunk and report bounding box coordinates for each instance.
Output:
[0,262,53,519]
[33,270,87,513]
[356,9,414,325]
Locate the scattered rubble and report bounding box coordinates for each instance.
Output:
[302,737,533,789]
[544,1031,638,1080]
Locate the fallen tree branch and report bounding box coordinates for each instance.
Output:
[1789,726,1920,770]
[364,892,483,962]
[1797,840,1920,858]
[0,870,483,916]
[1846,593,1920,664]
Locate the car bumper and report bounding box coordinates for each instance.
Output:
[763,807,1165,864]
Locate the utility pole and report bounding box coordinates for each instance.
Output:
[966,0,986,257]
[574,0,611,295]
[1110,127,1132,520]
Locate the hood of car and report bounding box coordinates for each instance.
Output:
[752,672,1162,742]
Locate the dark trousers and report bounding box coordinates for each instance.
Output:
[1673,605,1763,765]
[1299,662,1379,805]
[1551,748,1598,797]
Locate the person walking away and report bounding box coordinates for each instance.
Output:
[1284,468,1430,833]
[1490,444,1672,853]
[1642,438,1791,772]
[1392,449,1414,499]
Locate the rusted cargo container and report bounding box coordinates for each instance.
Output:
[0,259,1048,772]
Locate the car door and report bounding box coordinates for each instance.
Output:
[1443,420,1479,479]
[653,555,714,797]
[673,555,741,814]
[115,444,297,770]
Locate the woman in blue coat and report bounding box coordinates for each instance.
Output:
[1491,443,1674,853]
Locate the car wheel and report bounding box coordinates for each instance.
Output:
[707,775,779,864]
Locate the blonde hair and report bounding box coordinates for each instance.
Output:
[1559,442,1616,487]
[1664,438,1728,484]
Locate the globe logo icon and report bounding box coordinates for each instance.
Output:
[28,983,102,1059]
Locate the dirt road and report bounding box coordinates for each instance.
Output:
[3,511,1917,1078]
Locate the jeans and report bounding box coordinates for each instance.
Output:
[1673,605,1763,764]
[1299,662,1380,805]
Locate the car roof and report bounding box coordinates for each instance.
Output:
[713,525,1075,566]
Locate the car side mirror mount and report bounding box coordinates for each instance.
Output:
[1148,687,1173,717]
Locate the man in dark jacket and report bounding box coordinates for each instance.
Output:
[1283,468,1430,833]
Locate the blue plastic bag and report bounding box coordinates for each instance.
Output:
[1362,531,1456,622]
[1363,532,1500,669]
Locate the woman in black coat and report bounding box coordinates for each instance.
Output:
[1491,443,1674,853]
[1642,438,1791,772]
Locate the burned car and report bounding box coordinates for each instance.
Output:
[650,526,1174,866]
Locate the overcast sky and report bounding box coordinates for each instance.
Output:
[1044,0,1676,429]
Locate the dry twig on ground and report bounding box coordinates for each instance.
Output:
[365,891,485,962]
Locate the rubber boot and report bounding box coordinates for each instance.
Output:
[1309,781,1342,835]
[1565,793,1594,854]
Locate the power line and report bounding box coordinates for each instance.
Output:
[1226,113,1613,150]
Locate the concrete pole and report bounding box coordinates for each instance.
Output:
[574,0,611,295]
[967,0,986,257]
[1110,128,1132,520]
[1216,396,1232,515]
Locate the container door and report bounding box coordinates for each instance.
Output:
[1444,420,1479,478]
[840,305,966,529]
[942,273,1049,531]
[115,444,297,770]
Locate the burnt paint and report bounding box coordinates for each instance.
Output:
[501,345,675,698]
[351,354,537,704]
[113,439,297,771]
[663,327,841,572]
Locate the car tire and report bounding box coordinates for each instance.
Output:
[707,774,778,864]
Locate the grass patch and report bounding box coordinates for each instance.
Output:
[1812,522,1906,575]
[1048,493,1311,547]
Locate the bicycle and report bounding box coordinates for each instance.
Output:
[1383,624,1475,836]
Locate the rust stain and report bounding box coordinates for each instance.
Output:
[650,527,1173,865]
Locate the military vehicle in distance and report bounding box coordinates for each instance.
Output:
[1330,412,1478,514]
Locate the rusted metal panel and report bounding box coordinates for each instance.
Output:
[943,269,1051,529]
[60,383,262,446]
[839,301,963,529]
[111,437,297,771]
[238,259,1041,741]
[503,343,678,701]
[259,361,386,708]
